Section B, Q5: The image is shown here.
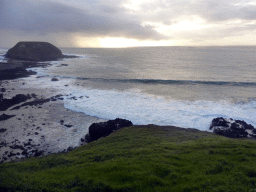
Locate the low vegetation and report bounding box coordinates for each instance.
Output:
[1,125,256,191]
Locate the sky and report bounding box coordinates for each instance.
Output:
[1,0,256,48]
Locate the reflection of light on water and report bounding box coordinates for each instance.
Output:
[99,37,170,48]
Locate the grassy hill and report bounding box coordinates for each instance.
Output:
[1,125,256,191]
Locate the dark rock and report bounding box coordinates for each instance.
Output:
[0,94,31,111]
[5,42,64,61]
[36,76,46,78]
[1,88,6,92]
[0,128,7,133]
[64,124,73,128]
[67,147,74,152]
[51,95,63,100]
[51,78,59,81]
[34,150,44,157]
[210,117,256,139]
[11,106,21,110]
[60,149,66,153]
[69,96,77,100]
[10,145,25,150]
[8,152,16,157]
[22,150,28,156]
[0,67,37,80]
[57,64,69,67]
[0,114,16,121]
[89,118,133,140]
[11,98,51,110]
[24,142,31,147]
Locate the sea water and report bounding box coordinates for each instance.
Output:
[2,46,256,131]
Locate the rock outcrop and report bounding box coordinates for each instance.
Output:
[0,128,7,133]
[0,114,16,121]
[51,78,59,81]
[87,118,133,141]
[5,41,71,61]
[0,94,32,111]
[210,117,256,139]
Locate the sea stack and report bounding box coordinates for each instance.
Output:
[5,41,64,61]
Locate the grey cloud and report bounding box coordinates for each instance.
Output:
[1,0,256,47]
[137,0,256,24]
[194,1,256,22]
[0,0,165,40]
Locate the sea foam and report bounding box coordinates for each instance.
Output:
[21,75,256,131]
[62,86,256,131]
[19,48,256,132]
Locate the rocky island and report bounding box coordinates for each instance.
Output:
[5,41,76,61]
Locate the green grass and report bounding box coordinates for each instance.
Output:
[1,125,256,191]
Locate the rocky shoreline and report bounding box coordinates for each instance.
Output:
[0,60,106,163]
[1,57,256,163]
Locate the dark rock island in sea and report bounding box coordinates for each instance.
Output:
[210,117,256,139]
[5,41,76,61]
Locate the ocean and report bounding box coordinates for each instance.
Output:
[1,46,256,131]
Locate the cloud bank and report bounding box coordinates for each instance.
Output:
[0,0,256,47]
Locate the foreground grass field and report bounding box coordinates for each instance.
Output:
[1,125,256,192]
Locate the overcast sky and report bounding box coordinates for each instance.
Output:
[1,0,256,47]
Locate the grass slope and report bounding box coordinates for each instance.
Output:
[1,125,256,192]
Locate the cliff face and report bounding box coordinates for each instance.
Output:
[5,42,64,61]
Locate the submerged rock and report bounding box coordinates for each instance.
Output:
[5,41,72,61]
[88,118,133,141]
[210,117,256,139]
